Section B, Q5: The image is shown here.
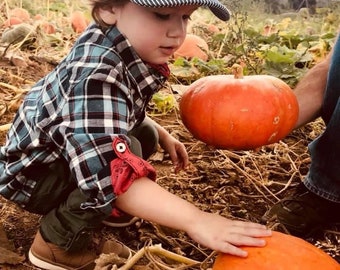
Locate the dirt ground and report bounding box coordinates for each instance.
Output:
[0,43,339,269]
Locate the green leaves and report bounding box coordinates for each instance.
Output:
[170,8,339,88]
[263,46,297,64]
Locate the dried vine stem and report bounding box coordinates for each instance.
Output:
[0,124,11,132]
[217,149,279,202]
[117,244,200,270]
[0,82,29,94]
[0,69,35,85]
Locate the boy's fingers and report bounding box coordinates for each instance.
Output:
[219,243,248,257]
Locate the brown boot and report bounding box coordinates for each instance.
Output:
[261,182,340,238]
[28,230,132,270]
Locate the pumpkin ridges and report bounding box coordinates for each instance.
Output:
[180,78,213,142]
[267,76,299,140]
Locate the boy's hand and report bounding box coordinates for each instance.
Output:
[147,116,189,172]
[159,135,189,173]
[186,212,272,257]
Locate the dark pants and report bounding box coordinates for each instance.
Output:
[25,119,158,251]
[304,35,340,203]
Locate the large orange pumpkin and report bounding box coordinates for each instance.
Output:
[213,231,340,270]
[179,65,299,150]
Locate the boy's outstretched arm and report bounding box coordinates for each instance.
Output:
[115,177,271,257]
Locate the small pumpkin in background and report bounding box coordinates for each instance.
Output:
[173,34,209,61]
[70,11,90,34]
[39,21,56,34]
[9,7,30,22]
[179,64,299,150]
[3,17,23,27]
[3,7,30,28]
[213,231,340,270]
[205,23,219,34]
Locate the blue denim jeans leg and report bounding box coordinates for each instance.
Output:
[304,35,340,203]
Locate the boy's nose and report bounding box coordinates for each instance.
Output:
[168,20,186,38]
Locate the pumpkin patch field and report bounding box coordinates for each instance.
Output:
[0,0,339,269]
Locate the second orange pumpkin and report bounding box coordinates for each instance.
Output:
[213,231,340,270]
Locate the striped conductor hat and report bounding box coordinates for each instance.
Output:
[130,0,231,21]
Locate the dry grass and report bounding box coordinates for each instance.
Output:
[0,1,339,269]
[1,64,339,268]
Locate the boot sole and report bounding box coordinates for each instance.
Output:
[28,249,89,270]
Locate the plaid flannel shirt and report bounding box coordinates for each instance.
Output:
[0,23,167,213]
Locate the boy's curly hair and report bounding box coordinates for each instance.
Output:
[89,0,129,27]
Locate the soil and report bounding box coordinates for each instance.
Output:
[0,41,339,270]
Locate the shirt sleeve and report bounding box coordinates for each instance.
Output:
[51,64,135,208]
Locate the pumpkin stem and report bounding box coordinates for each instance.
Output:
[231,64,244,79]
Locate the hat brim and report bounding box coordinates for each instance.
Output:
[131,0,231,21]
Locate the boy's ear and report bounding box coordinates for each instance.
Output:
[98,7,117,25]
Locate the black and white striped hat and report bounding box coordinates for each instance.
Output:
[131,0,231,21]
